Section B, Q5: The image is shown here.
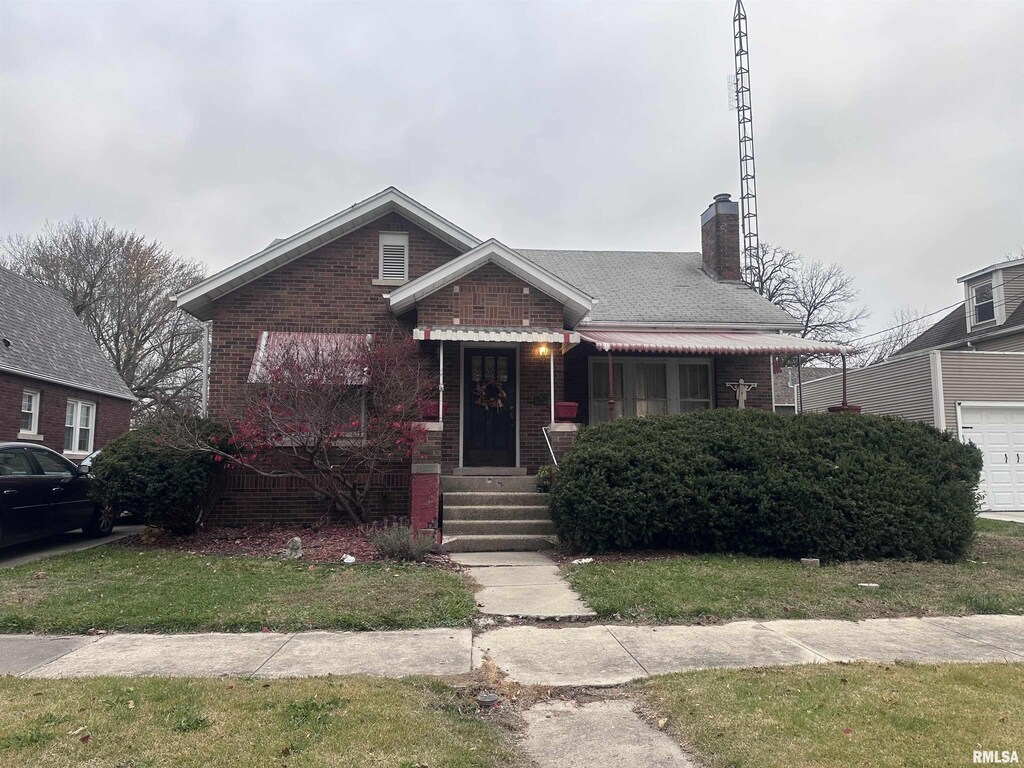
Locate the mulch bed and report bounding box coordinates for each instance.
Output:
[127,524,385,563]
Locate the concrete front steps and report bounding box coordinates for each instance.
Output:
[441,474,557,552]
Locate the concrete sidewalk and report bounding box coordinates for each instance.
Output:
[3,615,1022,683]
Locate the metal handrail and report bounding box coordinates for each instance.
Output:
[541,425,558,467]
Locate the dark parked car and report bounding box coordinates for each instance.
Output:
[0,442,115,548]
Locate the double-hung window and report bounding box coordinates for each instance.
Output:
[19,389,39,435]
[64,399,95,454]
[972,281,995,324]
[589,357,713,424]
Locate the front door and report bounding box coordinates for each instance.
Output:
[464,348,516,467]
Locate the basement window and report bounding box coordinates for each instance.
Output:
[378,233,409,282]
[973,281,995,324]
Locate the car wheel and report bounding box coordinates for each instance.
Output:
[84,504,116,538]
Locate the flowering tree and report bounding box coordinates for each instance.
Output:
[162,329,432,525]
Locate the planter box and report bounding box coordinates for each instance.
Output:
[554,401,579,421]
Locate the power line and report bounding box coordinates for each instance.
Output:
[848,269,1024,345]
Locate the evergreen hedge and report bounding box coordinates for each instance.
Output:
[90,420,228,534]
[549,410,982,561]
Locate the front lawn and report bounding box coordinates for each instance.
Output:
[0,547,474,633]
[641,662,1024,768]
[567,519,1024,623]
[0,676,520,768]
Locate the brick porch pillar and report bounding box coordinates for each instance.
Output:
[410,421,443,542]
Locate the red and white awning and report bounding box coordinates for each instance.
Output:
[248,331,370,383]
[414,326,579,344]
[578,330,850,356]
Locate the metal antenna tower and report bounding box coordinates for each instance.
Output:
[732,0,758,272]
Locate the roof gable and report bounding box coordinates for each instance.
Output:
[177,187,481,320]
[0,268,135,401]
[387,240,594,326]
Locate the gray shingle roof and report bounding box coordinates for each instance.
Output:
[515,249,801,328]
[0,267,135,401]
[894,301,1024,356]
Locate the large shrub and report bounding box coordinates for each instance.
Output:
[91,420,228,534]
[549,410,982,561]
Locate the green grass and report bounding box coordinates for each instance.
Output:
[567,519,1024,623]
[640,662,1024,768]
[0,676,520,768]
[0,547,474,633]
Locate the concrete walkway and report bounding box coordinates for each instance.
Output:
[980,511,1024,523]
[451,551,595,619]
[0,525,145,569]
[4,615,1022,682]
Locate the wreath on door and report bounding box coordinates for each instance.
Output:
[474,378,507,410]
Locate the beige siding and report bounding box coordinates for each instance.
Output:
[974,332,1024,352]
[1001,264,1024,318]
[940,351,1024,431]
[800,353,936,425]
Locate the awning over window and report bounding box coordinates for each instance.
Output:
[248,331,370,383]
[578,330,850,356]
[413,326,579,344]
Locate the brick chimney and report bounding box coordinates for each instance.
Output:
[700,193,741,281]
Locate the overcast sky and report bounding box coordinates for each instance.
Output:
[2,0,1022,337]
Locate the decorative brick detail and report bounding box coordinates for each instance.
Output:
[0,371,131,459]
[417,262,564,329]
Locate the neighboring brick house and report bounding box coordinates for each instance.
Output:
[0,267,134,459]
[176,188,842,530]
[802,255,1024,514]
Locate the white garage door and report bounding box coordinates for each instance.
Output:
[960,404,1024,512]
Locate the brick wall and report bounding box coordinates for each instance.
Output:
[417,262,565,329]
[700,199,742,281]
[205,213,459,525]
[0,371,131,458]
[714,356,774,410]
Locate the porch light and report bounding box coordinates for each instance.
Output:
[537,344,550,356]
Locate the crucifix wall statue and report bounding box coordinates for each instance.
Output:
[726,378,757,409]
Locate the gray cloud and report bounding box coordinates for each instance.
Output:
[2,0,1022,335]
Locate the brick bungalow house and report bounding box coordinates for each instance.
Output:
[1,267,134,458]
[176,188,843,548]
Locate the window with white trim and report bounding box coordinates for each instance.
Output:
[589,357,713,424]
[64,399,95,454]
[379,232,409,281]
[19,389,39,435]
[972,280,995,324]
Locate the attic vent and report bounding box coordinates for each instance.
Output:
[379,233,409,281]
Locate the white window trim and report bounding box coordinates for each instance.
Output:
[968,279,996,331]
[587,356,715,424]
[378,232,409,283]
[64,398,96,456]
[19,388,40,437]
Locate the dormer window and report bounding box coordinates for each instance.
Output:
[973,281,995,324]
[378,232,409,282]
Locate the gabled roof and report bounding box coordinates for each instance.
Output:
[176,187,482,320]
[957,254,1024,284]
[388,240,594,326]
[0,267,135,401]
[517,249,801,330]
[893,301,1024,356]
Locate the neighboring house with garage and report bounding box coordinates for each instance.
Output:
[771,366,836,414]
[802,255,1024,513]
[0,267,135,459]
[176,187,844,547]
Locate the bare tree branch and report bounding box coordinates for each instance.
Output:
[2,218,206,417]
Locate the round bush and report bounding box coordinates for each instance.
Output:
[90,420,227,534]
[549,410,982,561]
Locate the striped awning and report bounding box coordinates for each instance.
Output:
[413,326,579,344]
[249,331,370,383]
[578,330,850,356]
